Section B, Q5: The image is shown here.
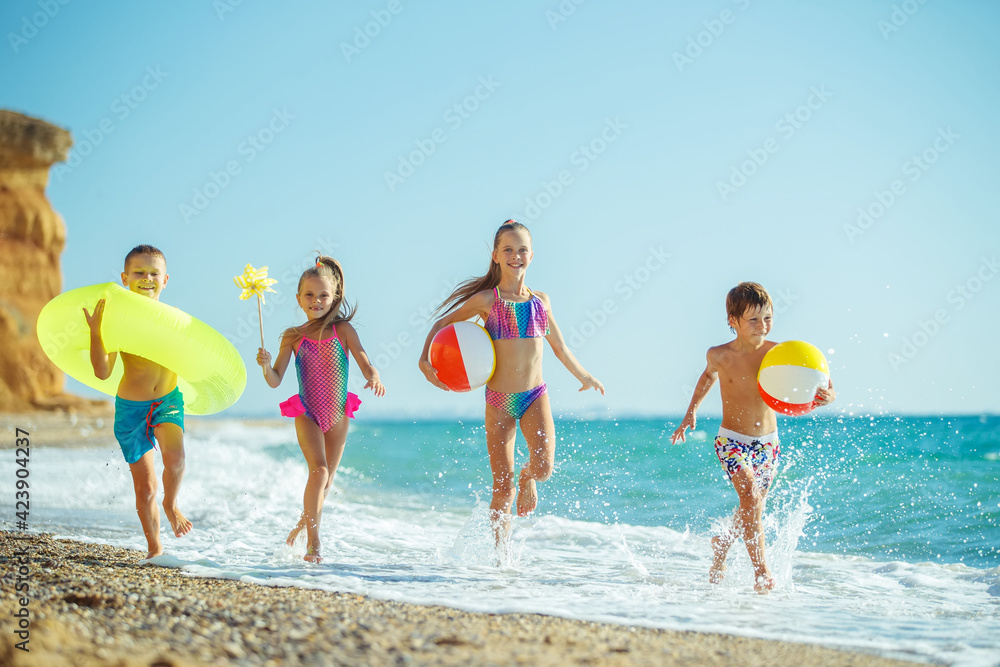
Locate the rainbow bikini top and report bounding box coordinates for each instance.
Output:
[484,287,550,340]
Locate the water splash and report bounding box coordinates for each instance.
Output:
[448,499,523,568]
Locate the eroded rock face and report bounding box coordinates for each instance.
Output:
[0,109,73,411]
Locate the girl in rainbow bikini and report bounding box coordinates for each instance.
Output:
[419,220,604,544]
[257,256,385,563]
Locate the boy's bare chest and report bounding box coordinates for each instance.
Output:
[718,355,765,389]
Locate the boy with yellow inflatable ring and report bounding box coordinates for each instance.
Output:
[84,245,193,559]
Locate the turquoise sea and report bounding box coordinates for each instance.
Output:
[4,414,998,665]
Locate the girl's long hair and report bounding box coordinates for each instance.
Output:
[437,220,530,315]
[287,255,356,345]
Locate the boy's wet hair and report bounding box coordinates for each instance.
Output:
[726,282,773,323]
[124,244,165,270]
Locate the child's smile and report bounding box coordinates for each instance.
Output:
[731,305,773,343]
[121,253,168,300]
[297,276,336,320]
[493,229,533,275]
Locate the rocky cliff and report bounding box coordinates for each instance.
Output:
[0,109,91,412]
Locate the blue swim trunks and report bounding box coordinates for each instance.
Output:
[113,387,185,464]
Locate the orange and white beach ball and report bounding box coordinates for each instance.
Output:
[757,340,830,416]
[429,321,496,392]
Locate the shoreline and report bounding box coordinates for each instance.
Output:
[0,533,924,666]
[2,411,994,454]
[0,412,290,451]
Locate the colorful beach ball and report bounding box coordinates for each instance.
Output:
[429,321,496,392]
[757,340,830,416]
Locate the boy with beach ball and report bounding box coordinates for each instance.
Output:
[670,282,835,593]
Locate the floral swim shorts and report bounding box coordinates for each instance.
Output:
[714,427,781,491]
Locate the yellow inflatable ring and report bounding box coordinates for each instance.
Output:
[36,283,246,415]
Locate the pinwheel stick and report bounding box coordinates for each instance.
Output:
[256,296,264,351]
[234,263,278,376]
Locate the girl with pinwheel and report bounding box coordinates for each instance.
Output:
[251,256,386,563]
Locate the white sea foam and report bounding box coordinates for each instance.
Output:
[4,421,999,666]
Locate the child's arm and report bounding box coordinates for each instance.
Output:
[418,292,492,391]
[83,299,117,380]
[536,292,604,395]
[670,350,719,444]
[257,330,295,389]
[336,322,385,397]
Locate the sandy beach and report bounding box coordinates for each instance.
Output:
[0,532,923,667]
[2,408,115,449]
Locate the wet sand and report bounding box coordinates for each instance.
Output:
[0,533,923,667]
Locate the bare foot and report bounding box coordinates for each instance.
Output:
[286,519,306,547]
[515,469,538,517]
[145,545,164,560]
[709,535,727,584]
[754,572,775,594]
[304,545,322,564]
[163,504,193,537]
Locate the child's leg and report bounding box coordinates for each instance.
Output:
[485,404,518,541]
[515,393,555,517]
[154,423,191,537]
[287,417,349,553]
[709,507,739,583]
[293,414,334,562]
[710,497,771,583]
[321,417,349,496]
[128,450,162,559]
[729,467,773,592]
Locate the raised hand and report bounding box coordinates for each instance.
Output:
[83,298,106,333]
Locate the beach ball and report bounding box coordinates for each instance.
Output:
[757,340,830,416]
[429,321,496,392]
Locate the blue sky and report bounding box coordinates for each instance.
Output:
[3,1,998,419]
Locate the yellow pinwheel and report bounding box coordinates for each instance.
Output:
[234,264,277,304]
[234,264,277,362]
